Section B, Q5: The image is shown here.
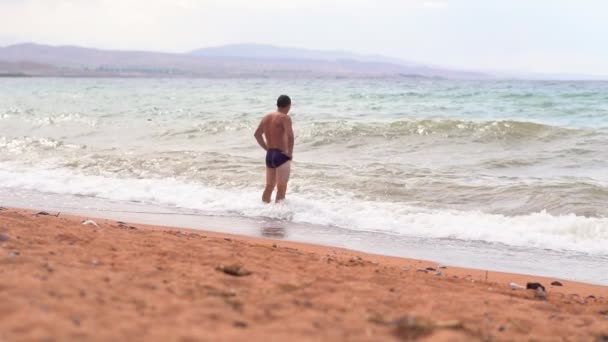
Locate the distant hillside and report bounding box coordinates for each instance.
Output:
[190,44,415,66]
[0,43,487,79]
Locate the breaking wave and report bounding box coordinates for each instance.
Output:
[0,166,607,255]
[153,118,594,143]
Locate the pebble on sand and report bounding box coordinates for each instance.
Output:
[374,315,463,340]
[216,264,252,277]
[233,321,248,328]
[81,220,100,228]
[509,282,525,290]
[526,282,546,292]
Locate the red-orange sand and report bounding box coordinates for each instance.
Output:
[0,208,607,341]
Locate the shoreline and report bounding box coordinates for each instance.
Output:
[1,206,607,341]
[2,189,606,286]
[13,207,607,294]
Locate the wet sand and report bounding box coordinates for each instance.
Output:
[0,207,606,341]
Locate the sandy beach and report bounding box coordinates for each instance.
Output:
[0,207,606,341]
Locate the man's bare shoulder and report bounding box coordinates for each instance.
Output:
[262,112,278,120]
[264,112,291,122]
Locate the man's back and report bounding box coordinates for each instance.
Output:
[261,112,291,154]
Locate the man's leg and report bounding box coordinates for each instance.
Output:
[275,161,291,202]
[263,167,276,203]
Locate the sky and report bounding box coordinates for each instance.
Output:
[1,0,607,76]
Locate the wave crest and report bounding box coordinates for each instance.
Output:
[295,119,584,144]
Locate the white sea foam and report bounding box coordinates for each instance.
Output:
[27,113,98,127]
[1,166,606,255]
[0,137,84,154]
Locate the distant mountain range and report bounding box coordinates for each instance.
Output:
[190,44,417,66]
[0,43,487,79]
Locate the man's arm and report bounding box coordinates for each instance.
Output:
[283,116,294,158]
[254,118,268,151]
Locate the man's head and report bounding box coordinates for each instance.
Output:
[277,95,291,114]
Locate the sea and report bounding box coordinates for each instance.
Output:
[1,77,607,283]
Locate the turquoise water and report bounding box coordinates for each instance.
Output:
[1,78,607,255]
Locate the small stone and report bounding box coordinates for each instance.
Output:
[402,266,409,271]
[216,264,252,277]
[416,268,428,273]
[438,265,448,269]
[224,238,232,242]
[0,207,6,211]
[72,317,81,326]
[0,233,9,242]
[551,281,563,286]
[81,220,100,228]
[233,321,248,328]
[434,320,463,329]
[434,272,442,276]
[498,325,505,332]
[272,244,278,248]
[7,251,19,258]
[509,282,525,290]
[526,282,546,292]
[394,317,430,338]
[425,267,437,271]
[367,312,385,324]
[36,211,51,216]
[44,264,54,273]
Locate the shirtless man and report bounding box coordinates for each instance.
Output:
[254,95,294,203]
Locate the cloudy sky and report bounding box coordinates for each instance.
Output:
[1,0,607,76]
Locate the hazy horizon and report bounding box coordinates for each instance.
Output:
[1,0,607,77]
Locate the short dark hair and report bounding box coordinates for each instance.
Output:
[277,95,291,108]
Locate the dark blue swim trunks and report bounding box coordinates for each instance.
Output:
[266,148,291,168]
